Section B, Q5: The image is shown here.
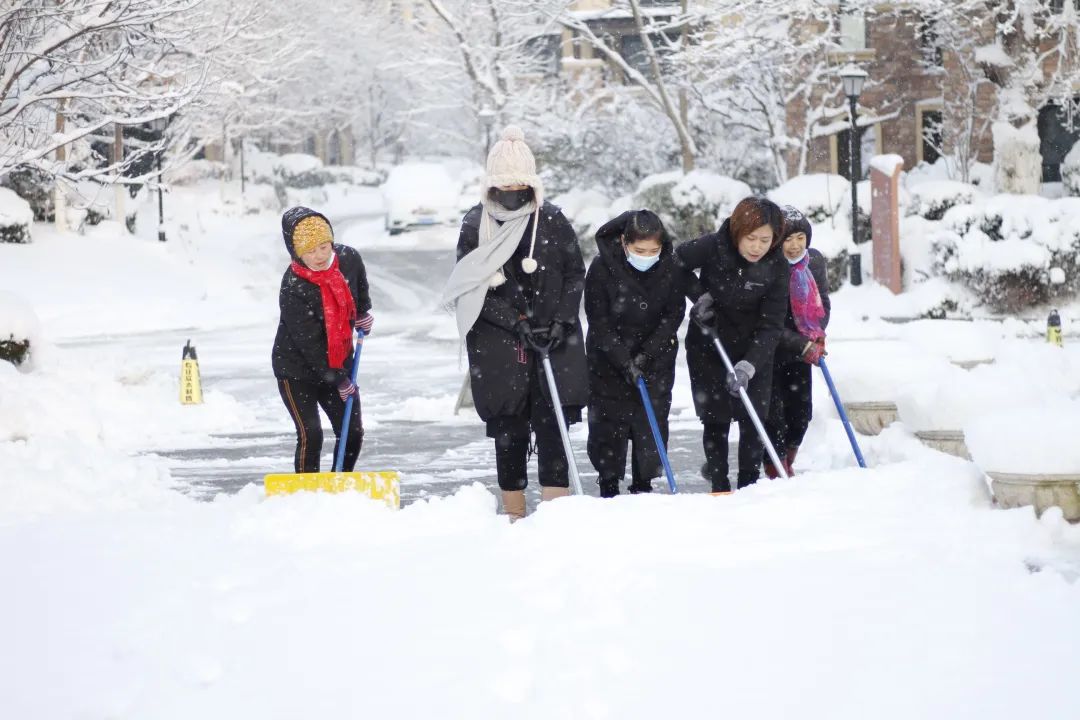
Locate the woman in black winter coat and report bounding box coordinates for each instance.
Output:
[442,127,588,521]
[677,197,790,492]
[585,210,685,497]
[763,207,831,478]
[272,206,374,473]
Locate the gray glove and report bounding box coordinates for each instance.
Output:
[725,360,755,397]
[690,293,716,330]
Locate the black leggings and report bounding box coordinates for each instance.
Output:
[587,408,666,491]
[278,378,363,473]
[702,420,763,492]
[766,361,813,453]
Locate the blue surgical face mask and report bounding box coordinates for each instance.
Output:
[626,250,660,272]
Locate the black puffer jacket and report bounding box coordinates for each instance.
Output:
[457,201,588,423]
[271,208,372,385]
[776,248,831,363]
[677,219,790,421]
[584,212,686,417]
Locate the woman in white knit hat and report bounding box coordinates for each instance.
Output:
[442,125,588,520]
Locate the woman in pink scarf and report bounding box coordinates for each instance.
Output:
[763,207,831,477]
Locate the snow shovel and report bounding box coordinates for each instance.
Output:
[528,332,584,496]
[817,358,868,468]
[709,335,789,481]
[636,377,678,493]
[264,328,401,508]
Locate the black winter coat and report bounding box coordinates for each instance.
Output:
[272,210,372,386]
[457,202,588,423]
[776,248,831,364]
[584,212,686,417]
[677,220,790,421]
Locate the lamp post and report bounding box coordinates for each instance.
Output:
[478,106,496,157]
[840,64,868,286]
[150,116,169,242]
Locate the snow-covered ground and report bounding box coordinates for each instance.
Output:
[2,178,1079,718]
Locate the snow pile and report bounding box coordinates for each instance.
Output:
[0,186,33,243]
[869,154,904,177]
[1061,139,1080,197]
[966,399,1080,474]
[992,121,1041,195]
[4,464,1079,718]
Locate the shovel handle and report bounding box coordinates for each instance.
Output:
[333,328,365,473]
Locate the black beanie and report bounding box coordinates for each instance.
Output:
[781,205,812,247]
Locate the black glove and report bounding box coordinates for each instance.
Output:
[514,318,534,345]
[725,360,754,397]
[622,359,643,386]
[547,321,568,350]
[690,293,716,331]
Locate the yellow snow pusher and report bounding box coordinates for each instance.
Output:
[263,330,400,509]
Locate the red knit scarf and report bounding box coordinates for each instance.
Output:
[290,254,357,369]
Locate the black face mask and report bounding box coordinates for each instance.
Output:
[491,188,533,211]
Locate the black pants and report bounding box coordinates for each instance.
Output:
[765,361,813,453]
[587,407,666,492]
[490,370,577,491]
[277,378,363,473]
[702,420,763,492]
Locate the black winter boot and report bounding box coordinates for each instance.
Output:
[628,480,653,494]
[598,478,620,498]
[702,462,731,494]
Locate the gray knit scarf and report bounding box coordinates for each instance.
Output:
[441,199,539,340]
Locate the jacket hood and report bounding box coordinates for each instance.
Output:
[281,206,334,260]
[594,210,673,271]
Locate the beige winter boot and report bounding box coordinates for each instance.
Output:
[540,486,570,502]
[501,490,526,522]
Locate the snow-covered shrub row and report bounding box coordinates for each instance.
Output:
[246,148,384,190]
[0,187,33,244]
[0,167,54,222]
[633,170,750,242]
[906,181,979,221]
[930,195,1080,312]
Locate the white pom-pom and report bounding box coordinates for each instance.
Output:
[521,257,538,274]
[489,270,507,288]
[500,125,525,143]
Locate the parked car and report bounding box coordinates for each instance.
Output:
[383,163,462,235]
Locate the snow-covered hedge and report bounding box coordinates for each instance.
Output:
[907,181,979,221]
[0,167,54,222]
[633,170,750,242]
[0,187,33,244]
[552,187,613,259]
[768,174,859,291]
[930,195,1080,312]
[247,149,384,190]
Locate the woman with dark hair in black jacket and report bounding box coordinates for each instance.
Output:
[763,206,831,478]
[677,197,790,493]
[584,210,686,497]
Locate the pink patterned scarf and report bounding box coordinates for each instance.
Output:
[789,252,826,340]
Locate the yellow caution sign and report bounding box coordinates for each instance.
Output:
[1048,310,1064,347]
[180,340,203,405]
[264,471,401,509]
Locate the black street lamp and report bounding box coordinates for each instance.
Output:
[150,116,169,242]
[840,64,868,286]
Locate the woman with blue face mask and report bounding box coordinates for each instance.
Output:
[584,210,687,497]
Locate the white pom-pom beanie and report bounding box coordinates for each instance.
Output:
[484,125,544,207]
[483,125,544,274]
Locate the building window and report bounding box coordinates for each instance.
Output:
[917,17,943,67]
[526,35,561,77]
[919,109,943,165]
[619,31,677,83]
[838,7,867,51]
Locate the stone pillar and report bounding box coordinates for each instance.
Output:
[870,154,903,294]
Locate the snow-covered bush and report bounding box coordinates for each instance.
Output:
[1061,140,1080,197]
[246,148,382,190]
[992,122,1041,196]
[768,174,849,223]
[930,195,1080,312]
[907,181,979,221]
[166,159,225,186]
[633,170,750,242]
[0,167,54,221]
[552,187,613,258]
[0,291,39,367]
[0,187,33,244]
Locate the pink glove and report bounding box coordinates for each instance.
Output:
[337,378,358,401]
[801,338,826,365]
[355,312,374,334]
